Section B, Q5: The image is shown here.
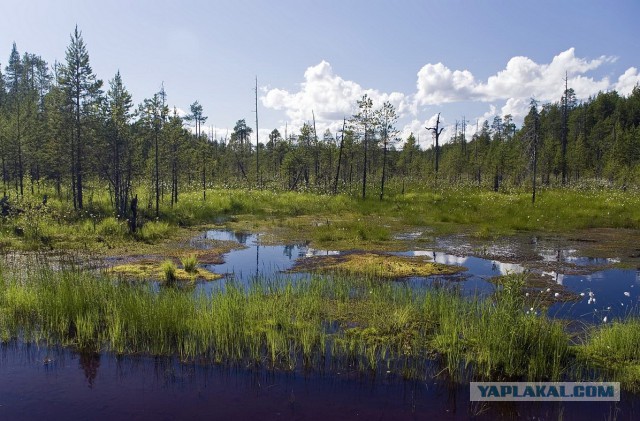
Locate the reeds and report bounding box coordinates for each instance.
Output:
[181,254,198,273]
[1,260,639,389]
[161,260,177,282]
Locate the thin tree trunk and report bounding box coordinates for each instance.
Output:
[362,124,367,199]
[155,128,159,217]
[380,137,387,201]
[333,118,346,195]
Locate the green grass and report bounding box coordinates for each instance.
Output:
[1,260,639,390]
[160,260,177,282]
[2,183,640,253]
[138,221,173,242]
[181,254,198,273]
[576,320,640,389]
[431,277,570,382]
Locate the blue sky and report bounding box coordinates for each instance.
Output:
[2,0,639,147]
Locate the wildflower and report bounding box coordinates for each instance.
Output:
[624,291,631,297]
[554,292,560,298]
[603,317,607,323]
[580,292,585,297]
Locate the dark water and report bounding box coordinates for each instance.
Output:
[397,250,524,297]
[198,230,640,323]
[200,230,337,286]
[3,230,640,419]
[549,269,640,322]
[1,342,637,420]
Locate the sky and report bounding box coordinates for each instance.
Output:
[2,0,639,148]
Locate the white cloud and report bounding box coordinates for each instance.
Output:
[500,98,530,121]
[261,49,637,149]
[415,48,616,106]
[171,106,188,118]
[415,63,476,104]
[615,67,640,96]
[399,113,457,149]
[262,61,409,133]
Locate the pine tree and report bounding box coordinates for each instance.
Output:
[352,94,375,199]
[376,101,398,201]
[103,71,134,217]
[59,26,102,209]
[5,43,25,195]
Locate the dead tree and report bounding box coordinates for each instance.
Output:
[426,113,444,179]
[333,118,346,195]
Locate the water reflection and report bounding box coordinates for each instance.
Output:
[539,248,620,266]
[549,269,640,322]
[0,341,635,420]
[199,230,639,322]
[199,231,339,290]
[79,351,100,388]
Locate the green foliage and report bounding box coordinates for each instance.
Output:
[160,259,176,282]
[1,261,640,390]
[3,30,640,218]
[139,221,172,242]
[432,275,569,382]
[181,254,198,273]
[96,217,127,237]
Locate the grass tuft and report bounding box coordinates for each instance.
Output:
[181,254,198,273]
[161,260,177,282]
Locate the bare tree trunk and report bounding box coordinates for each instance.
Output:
[426,113,444,180]
[561,74,568,185]
[362,124,368,199]
[333,118,346,195]
[155,128,159,217]
[75,90,84,209]
[380,137,387,201]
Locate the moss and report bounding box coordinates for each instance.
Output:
[490,274,582,305]
[291,252,464,278]
[109,259,221,281]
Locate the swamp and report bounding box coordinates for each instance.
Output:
[3,8,640,418]
[2,187,640,419]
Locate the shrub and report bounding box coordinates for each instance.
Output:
[96,217,126,237]
[181,254,198,273]
[161,260,177,282]
[139,221,172,242]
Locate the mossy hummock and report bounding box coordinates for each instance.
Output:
[291,251,465,278]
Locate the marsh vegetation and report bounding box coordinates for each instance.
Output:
[1,257,639,392]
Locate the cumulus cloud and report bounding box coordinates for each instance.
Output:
[415,63,476,104]
[262,61,409,132]
[615,67,640,96]
[171,106,188,118]
[262,49,637,148]
[415,48,615,106]
[398,113,457,150]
